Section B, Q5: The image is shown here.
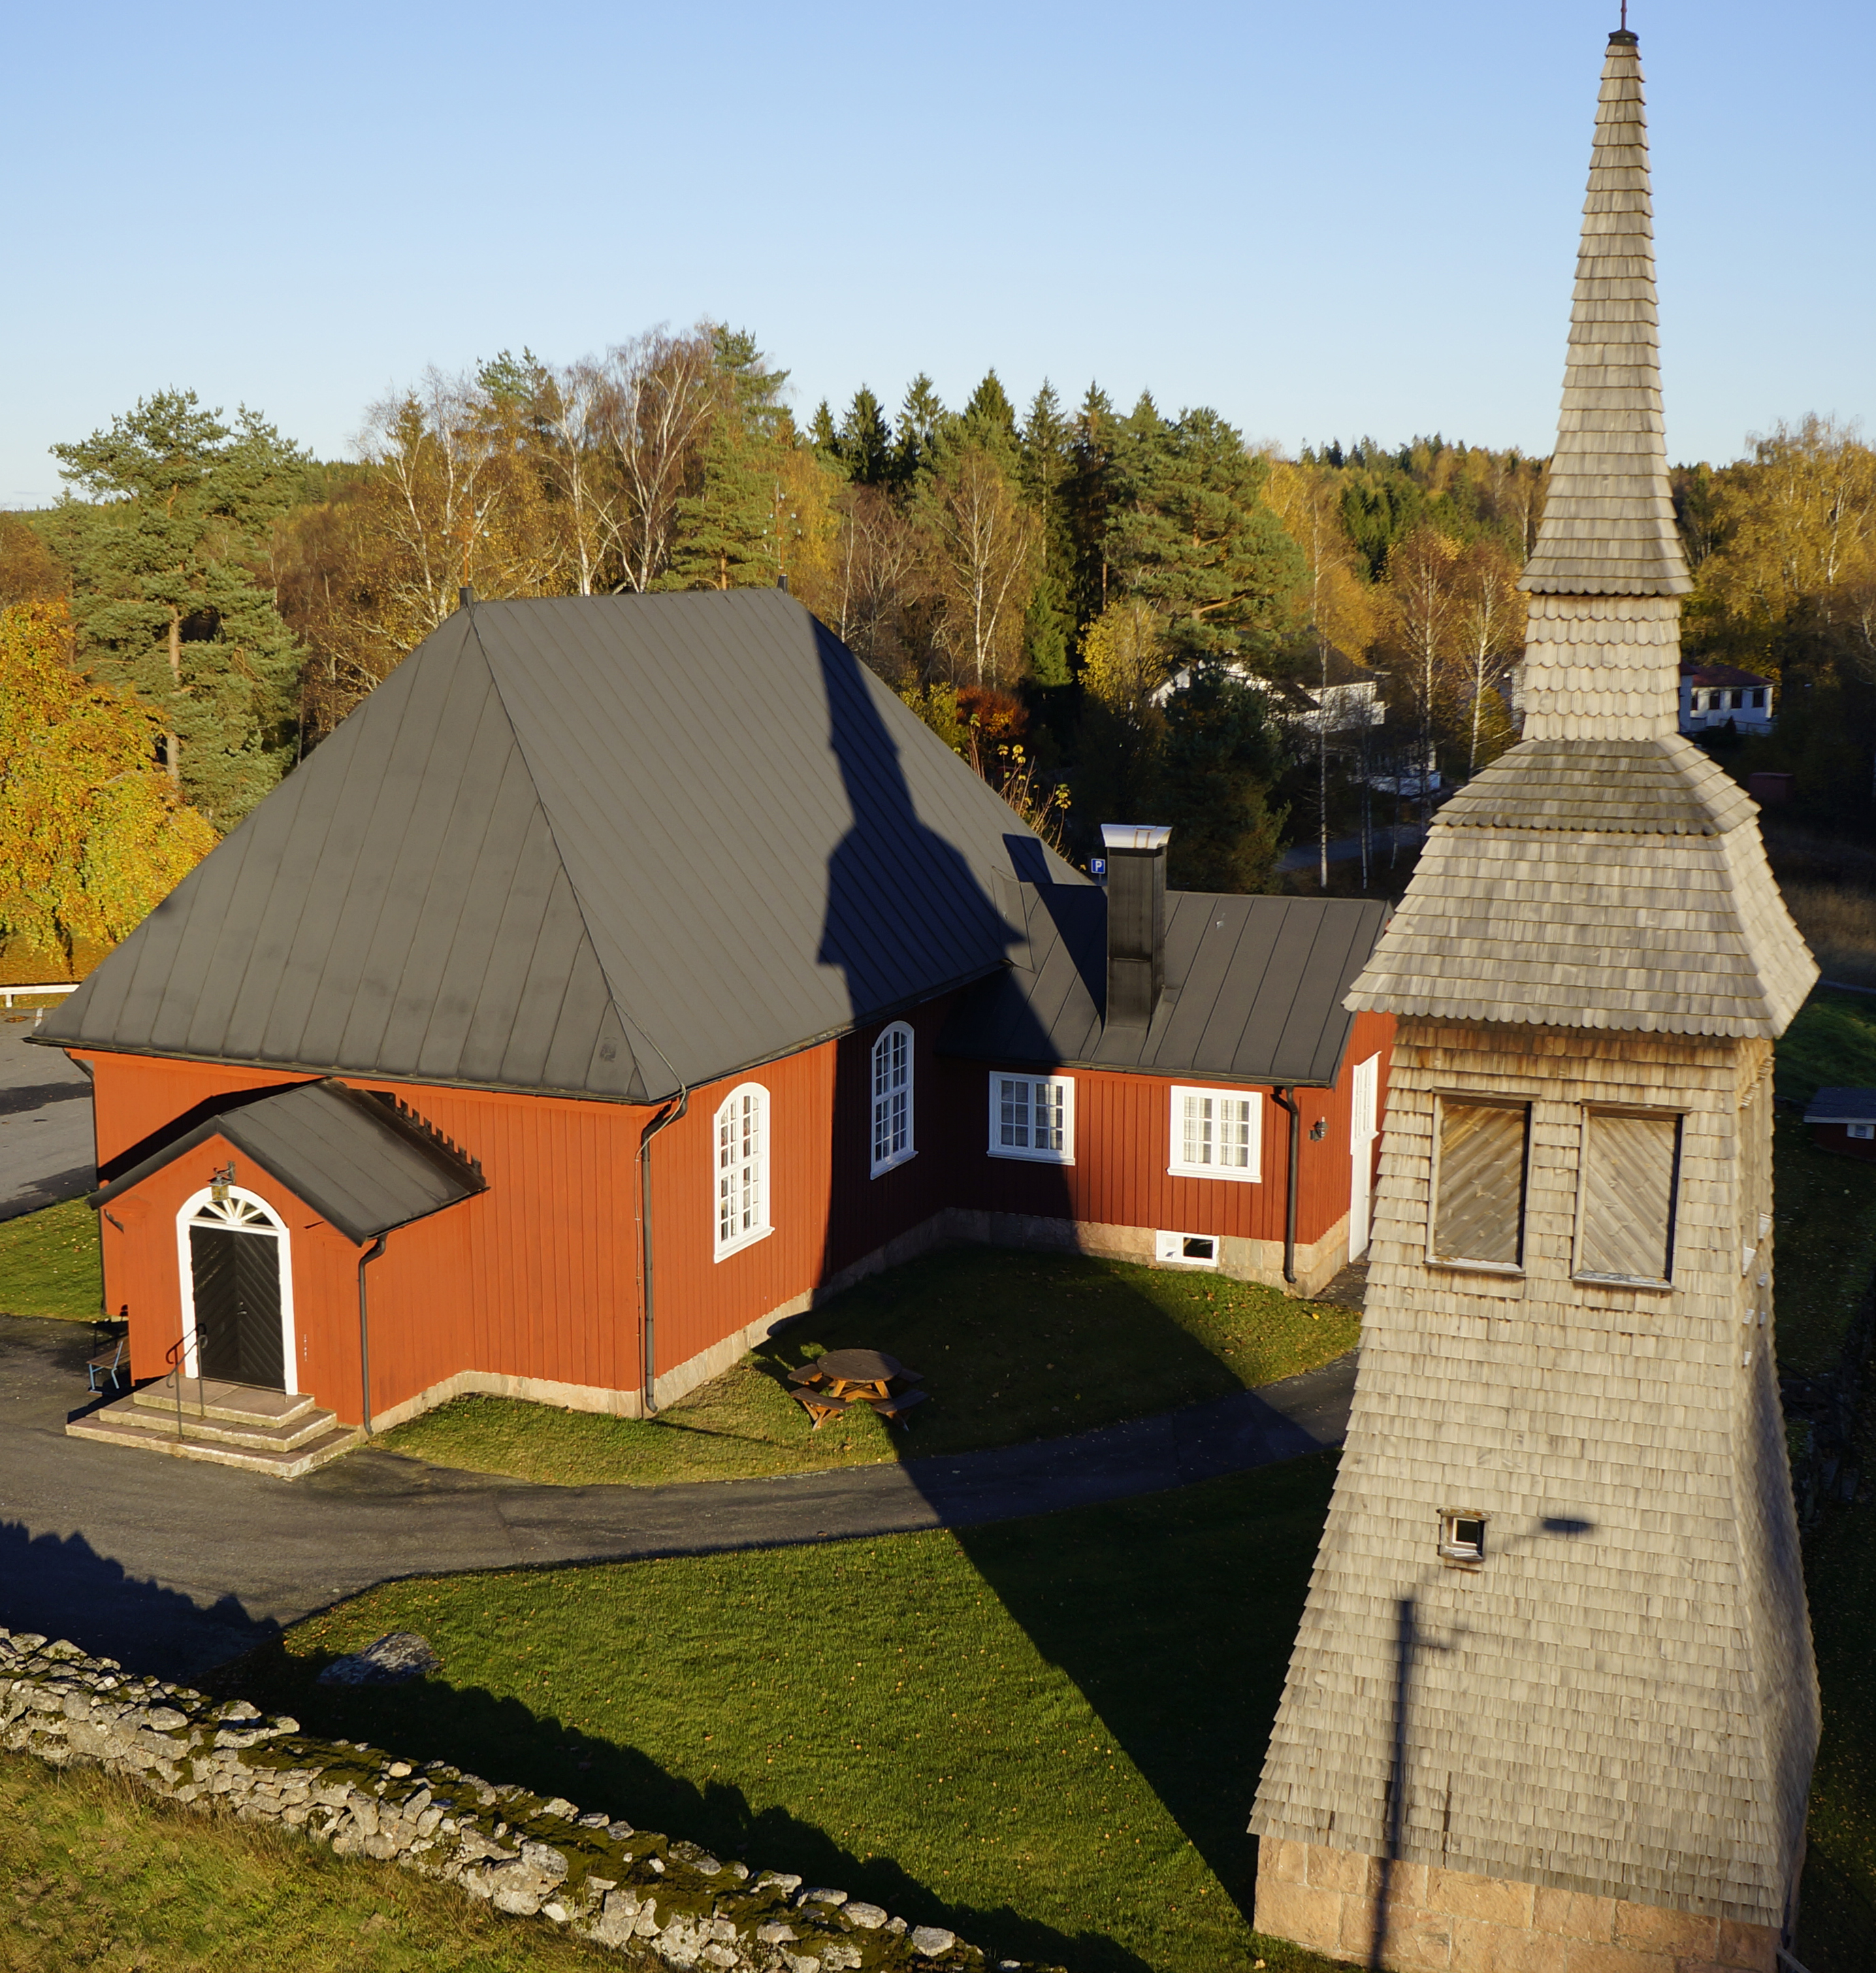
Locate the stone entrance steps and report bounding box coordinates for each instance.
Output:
[67,1377,362,1479]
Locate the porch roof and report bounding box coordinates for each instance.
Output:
[89,1079,485,1245]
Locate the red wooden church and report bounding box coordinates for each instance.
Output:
[43,592,1391,1472]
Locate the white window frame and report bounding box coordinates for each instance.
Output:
[1167,1086,1262,1182]
[713,1082,772,1262]
[988,1073,1074,1164]
[869,1022,916,1177]
[174,1186,297,1392]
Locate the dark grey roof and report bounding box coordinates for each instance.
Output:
[91,1079,485,1244]
[939,885,1391,1088]
[40,592,1079,1103]
[1804,1088,1876,1126]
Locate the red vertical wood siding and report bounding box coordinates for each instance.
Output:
[945,1009,1395,1250]
[71,1005,1393,1424]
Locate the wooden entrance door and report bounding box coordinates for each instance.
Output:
[191,1226,285,1388]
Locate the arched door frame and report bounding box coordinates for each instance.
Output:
[174,1186,298,1392]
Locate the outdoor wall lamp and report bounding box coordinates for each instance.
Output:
[210,1162,236,1204]
[1309,1118,1327,1142]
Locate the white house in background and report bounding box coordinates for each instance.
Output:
[1151,651,1387,735]
[1679,659,1775,734]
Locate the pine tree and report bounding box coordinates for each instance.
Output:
[1106,402,1305,664]
[961,370,1018,453]
[662,330,796,591]
[50,391,308,828]
[894,374,945,487]
[1020,383,1076,685]
[837,389,895,485]
[1160,664,1284,893]
[1065,385,1117,639]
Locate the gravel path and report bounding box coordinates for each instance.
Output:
[0,1020,93,1222]
[0,1311,1352,1678]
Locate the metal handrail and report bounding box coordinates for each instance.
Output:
[162,1332,208,1440]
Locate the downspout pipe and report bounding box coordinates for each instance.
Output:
[638,1088,689,1417]
[1272,1087,1301,1287]
[357,1235,387,1435]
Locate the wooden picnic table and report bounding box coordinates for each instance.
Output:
[810,1348,912,1401]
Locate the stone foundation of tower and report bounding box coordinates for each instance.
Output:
[1254,1839,1779,1972]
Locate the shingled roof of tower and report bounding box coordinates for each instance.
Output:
[1519,31,1692,598]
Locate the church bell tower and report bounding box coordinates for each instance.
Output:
[1250,29,1820,1972]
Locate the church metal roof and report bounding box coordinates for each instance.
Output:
[941,885,1389,1088]
[39,592,1079,1104]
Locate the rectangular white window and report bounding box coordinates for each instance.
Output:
[1576,1107,1681,1286]
[714,1083,771,1260]
[870,1022,914,1176]
[1168,1086,1261,1181]
[988,1074,1073,1164]
[1432,1097,1528,1271]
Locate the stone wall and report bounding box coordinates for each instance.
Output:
[0,1629,1046,1973]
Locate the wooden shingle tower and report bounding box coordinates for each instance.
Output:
[1250,29,1821,1972]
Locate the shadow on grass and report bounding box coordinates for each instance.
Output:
[0,1519,281,1683]
[219,1625,1159,1973]
[947,1454,1339,1938]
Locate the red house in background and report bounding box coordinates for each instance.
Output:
[42,592,1391,1474]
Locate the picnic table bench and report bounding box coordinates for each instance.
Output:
[787,1349,928,1429]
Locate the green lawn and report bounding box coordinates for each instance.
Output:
[225,1458,1350,1973]
[382,1246,1359,1488]
[0,1196,102,1322]
[1773,985,1876,1108]
[1773,988,1876,1375]
[1798,1419,1876,1972]
[0,1755,621,1973]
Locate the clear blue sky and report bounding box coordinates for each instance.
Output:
[5,0,1869,507]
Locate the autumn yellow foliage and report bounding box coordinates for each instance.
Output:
[0,599,219,968]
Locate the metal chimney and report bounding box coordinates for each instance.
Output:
[1101,824,1171,1028]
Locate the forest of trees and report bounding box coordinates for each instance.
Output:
[1,321,1873,968]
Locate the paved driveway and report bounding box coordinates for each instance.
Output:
[0,1312,1353,1680]
[0,1019,93,1221]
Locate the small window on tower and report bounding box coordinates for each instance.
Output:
[1431,1098,1529,1271]
[1576,1107,1681,1287]
[1439,1512,1487,1567]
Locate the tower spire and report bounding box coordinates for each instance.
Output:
[1516,28,1688,742]
[1522,30,1687,601]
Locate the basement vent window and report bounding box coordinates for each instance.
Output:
[1439,1512,1487,1567]
[1154,1231,1219,1267]
[1432,1098,1529,1272]
[989,1075,1073,1164]
[1575,1107,1682,1288]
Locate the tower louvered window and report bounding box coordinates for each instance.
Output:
[714,1083,771,1260]
[1577,1107,1682,1286]
[871,1023,914,1176]
[1432,1098,1528,1269]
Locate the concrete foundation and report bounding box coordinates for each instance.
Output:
[1255,1839,1779,1973]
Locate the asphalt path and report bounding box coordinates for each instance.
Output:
[0,1018,93,1222]
[0,1311,1353,1680]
